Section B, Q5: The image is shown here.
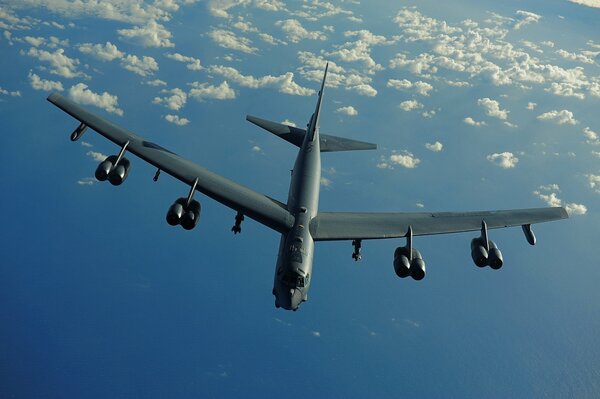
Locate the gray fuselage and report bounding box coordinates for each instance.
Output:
[273,115,321,310]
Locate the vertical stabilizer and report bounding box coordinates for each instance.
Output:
[308,63,328,140]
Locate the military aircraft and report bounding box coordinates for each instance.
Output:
[48,64,568,311]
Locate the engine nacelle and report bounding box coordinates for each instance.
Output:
[470,237,503,269]
[95,155,118,182]
[393,246,411,278]
[166,198,186,226]
[166,198,201,230]
[94,155,131,185]
[108,158,131,186]
[181,199,201,230]
[488,241,503,270]
[393,247,426,280]
[470,237,488,267]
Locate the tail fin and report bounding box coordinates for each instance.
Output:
[246,115,377,152]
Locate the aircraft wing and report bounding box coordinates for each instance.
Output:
[47,93,294,233]
[310,207,568,241]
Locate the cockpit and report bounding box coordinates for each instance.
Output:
[280,269,309,288]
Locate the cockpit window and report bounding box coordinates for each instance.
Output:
[282,271,309,288]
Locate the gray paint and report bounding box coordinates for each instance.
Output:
[47,64,568,312]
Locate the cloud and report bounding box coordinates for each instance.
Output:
[86,150,108,161]
[5,0,183,25]
[28,71,63,91]
[387,79,432,96]
[118,20,174,47]
[24,47,85,78]
[77,177,96,185]
[569,0,600,9]
[399,100,423,111]
[526,102,537,110]
[533,189,587,216]
[320,177,332,187]
[537,110,578,125]
[77,41,124,61]
[275,19,326,43]
[145,79,167,87]
[463,117,486,127]
[325,30,396,73]
[281,119,296,127]
[208,29,257,53]
[189,81,236,101]
[478,98,509,120]
[583,127,600,145]
[486,152,519,168]
[68,83,123,116]
[153,88,187,111]
[311,331,321,337]
[165,52,202,70]
[514,10,542,30]
[380,151,421,169]
[164,114,190,126]
[336,106,357,116]
[425,141,443,152]
[120,54,159,76]
[207,65,315,96]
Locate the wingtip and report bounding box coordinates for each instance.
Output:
[47,92,61,102]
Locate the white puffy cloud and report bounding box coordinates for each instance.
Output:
[399,100,424,111]
[24,47,85,78]
[152,88,187,111]
[569,0,600,9]
[537,110,578,125]
[326,30,396,74]
[145,79,167,87]
[120,54,158,76]
[77,177,96,186]
[86,150,108,161]
[533,188,587,216]
[28,71,63,91]
[166,52,202,70]
[68,83,123,116]
[389,152,421,168]
[78,41,123,61]
[588,174,600,192]
[0,87,21,97]
[425,141,443,152]
[378,152,421,169]
[208,29,257,53]
[514,10,542,30]
[164,114,190,126]
[281,119,296,127]
[275,19,326,43]
[583,127,600,145]
[207,65,315,96]
[390,7,600,99]
[478,98,509,120]
[336,106,358,116]
[6,0,181,25]
[464,117,486,127]
[387,79,432,95]
[526,102,537,110]
[118,20,174,47]
[23,36,45,47]
[486,152,519,168]
[189,81,236,101]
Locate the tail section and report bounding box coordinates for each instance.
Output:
[246,63,377,152]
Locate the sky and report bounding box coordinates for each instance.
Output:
[1,0,600,397]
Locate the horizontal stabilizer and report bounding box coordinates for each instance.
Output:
[246,115,305,147]
[320,134,377,152]
[246,115,377,152]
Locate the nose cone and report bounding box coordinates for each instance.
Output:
[274,287,304,311]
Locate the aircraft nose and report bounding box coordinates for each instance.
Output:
[275,287,303,311]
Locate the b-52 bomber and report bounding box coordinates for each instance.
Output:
[48,64,568,311]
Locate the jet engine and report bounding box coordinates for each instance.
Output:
[95,155,131,186]
[166,197,201,230]
[393,246,426,280]
[470,222,503,269]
